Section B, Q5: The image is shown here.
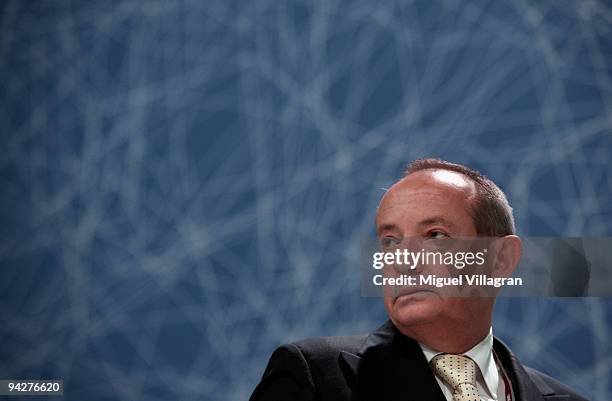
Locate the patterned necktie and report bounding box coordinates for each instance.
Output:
[430,354,480,401]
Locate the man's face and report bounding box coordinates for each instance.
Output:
[376,169,487,330]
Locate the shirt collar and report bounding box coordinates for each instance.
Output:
[418,327,499,399]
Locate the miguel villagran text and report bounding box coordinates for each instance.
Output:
[372,274,523,288]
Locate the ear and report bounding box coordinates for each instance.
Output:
[492,235,522,277]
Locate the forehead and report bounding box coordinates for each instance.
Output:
[376,169,476,224]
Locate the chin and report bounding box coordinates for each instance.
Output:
[386,291,444,328]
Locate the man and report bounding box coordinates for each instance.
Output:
[250,158,588,401]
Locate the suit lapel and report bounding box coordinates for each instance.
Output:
[340,321,446,401]
[493,338,547,401]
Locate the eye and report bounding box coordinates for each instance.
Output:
[426,230,449,239]
[380,236,401,248]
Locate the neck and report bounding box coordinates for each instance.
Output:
[393,308,493,354]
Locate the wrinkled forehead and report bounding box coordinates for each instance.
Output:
[377,169,476,212]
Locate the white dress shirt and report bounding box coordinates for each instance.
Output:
[418,328,508,401]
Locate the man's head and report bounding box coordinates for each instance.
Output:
[376,158,522,352]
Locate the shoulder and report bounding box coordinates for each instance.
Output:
[291,334,367,359]
[250,334,367,401]
[494,336,590,401]
[265,334,367,376]
[523,366,590,401]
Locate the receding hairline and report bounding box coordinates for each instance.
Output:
[401,168,476,193]
[376,169,478,220]
[381,168,477,204]
[401,158,516,236]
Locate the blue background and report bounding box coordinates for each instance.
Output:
[0,1,611,400]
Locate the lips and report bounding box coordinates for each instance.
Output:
[393,286,435,300]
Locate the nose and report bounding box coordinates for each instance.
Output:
[392,237,426,274]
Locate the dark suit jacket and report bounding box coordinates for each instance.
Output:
[250,320,588,401]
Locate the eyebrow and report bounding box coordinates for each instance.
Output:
[376,216,456,234]
[417,217,456,229]
[376,223,398,235]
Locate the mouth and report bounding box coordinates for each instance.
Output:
[393,286,436,302]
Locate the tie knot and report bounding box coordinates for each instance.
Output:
[431,354,479,401]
